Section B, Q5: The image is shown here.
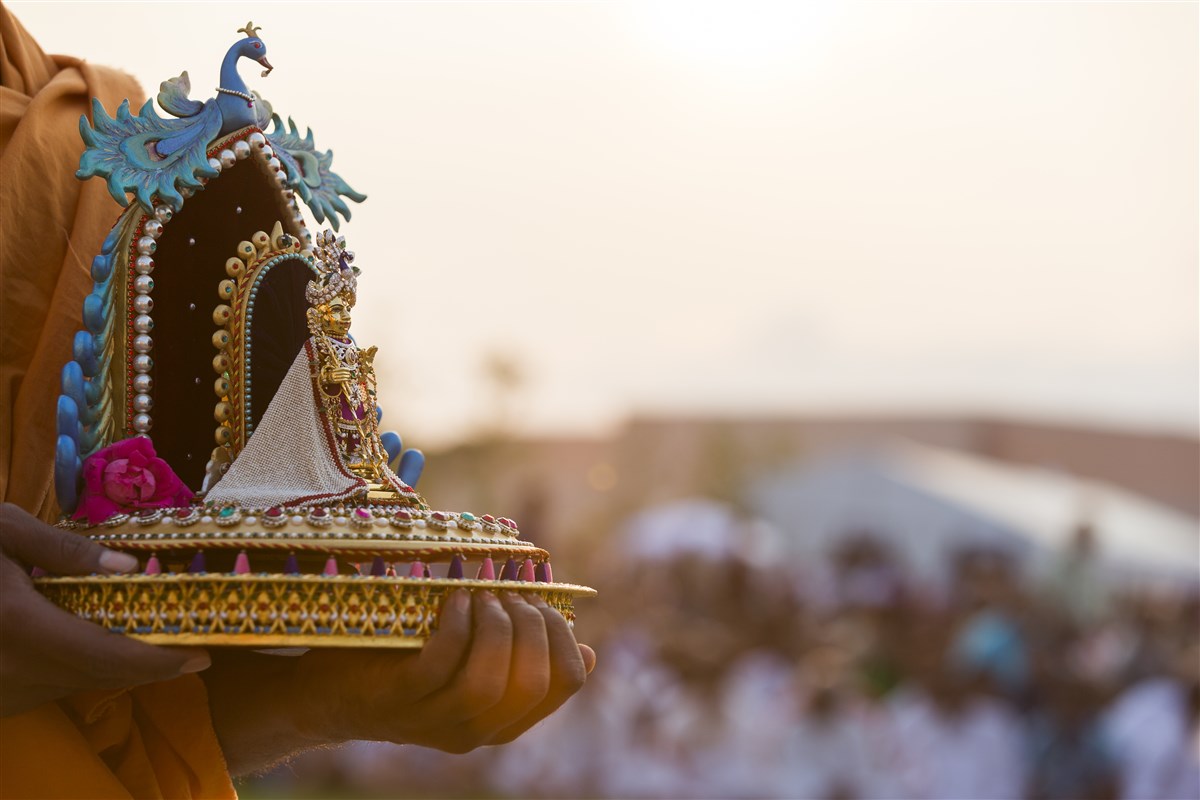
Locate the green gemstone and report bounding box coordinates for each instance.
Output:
[218,507,235,518]
[460,512,476,522]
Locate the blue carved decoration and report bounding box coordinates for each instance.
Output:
[77,96,220,211]
[213,36,273,135]
[55,434,81,514]
[266,115,366,231]
[54,218,128,513]
[76,33,274,212]
[381,431,426,488]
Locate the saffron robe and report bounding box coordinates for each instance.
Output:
[0,7,236,798]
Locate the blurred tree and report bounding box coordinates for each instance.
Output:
[478,350,527,442]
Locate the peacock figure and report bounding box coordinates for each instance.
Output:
[76,21,363,228]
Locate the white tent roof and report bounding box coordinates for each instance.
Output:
[749,441,1199,587]
[621,497,783,568]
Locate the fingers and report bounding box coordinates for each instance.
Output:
[417,592,587,751]
[0,581,209,716]
[580,644,597,675]
[478,592,551,728]
[278,590,590,752]
[407,589,473,699]
[0,504,209,717]
[454,591,515,713]
[0,503,136,576]
[421,591,513,733]
[489,594,589,745]
[21,589,209,690]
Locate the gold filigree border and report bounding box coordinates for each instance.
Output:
[35,575,594,648]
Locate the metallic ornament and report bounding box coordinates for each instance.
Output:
[135,255,154,275]
[154,205,174,224]
[143,219,163,239]
[132,373,153,394]
[248,131,266,149]
[133,294,153,314]
[133,315,154,333]
[219,149,237,169]
[132,354,153,373]
[132,413,153,433]
[132,334,153,354]
[133,275,154,294]
[133,393,153,413]
[136,236,157,255]
[232,140,251,160]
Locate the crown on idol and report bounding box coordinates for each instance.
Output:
[39,23,594,648]
[306,230,358,307]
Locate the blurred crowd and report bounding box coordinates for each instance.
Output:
[250,523,1199,800]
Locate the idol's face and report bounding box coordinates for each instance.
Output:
[321,299,352,337]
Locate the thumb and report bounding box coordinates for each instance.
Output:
[0,503,138,576]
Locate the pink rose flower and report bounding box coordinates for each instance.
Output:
[73,437,194,524]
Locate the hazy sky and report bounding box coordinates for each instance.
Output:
[13,1,1198,445]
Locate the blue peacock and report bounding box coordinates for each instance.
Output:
[76,21,364,228]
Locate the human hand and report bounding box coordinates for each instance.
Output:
[292,590,595,753]
[0,503,211,717]
[325,367,353,383]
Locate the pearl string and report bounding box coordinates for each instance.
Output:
[216,87,255,105]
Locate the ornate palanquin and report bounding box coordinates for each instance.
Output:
[41,24,594,648]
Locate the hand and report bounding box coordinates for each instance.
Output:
[0,503,211,717]
[324,367,353,383]
[297,590,595,752]
[202,589,596,773]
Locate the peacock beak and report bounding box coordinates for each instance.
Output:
[258,57,273,78]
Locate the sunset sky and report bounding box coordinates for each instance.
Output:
[13,1,1198,446]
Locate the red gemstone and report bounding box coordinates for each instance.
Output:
[394,510,412,521]
[266,507,283,518]
[431,511,450,522]
[311,508,328,518]
[481,514,496,523]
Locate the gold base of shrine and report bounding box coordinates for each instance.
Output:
[34,574,595,649]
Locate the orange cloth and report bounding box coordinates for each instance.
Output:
[0,7,236,798]
[1,681,233,800]
[0,2,124,522]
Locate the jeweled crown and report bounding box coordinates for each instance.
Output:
[306,229,358,307]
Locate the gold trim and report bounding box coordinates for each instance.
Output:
[213,221,314,459]
[35,574,594,648]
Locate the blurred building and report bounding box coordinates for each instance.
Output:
[418,416,1199,563]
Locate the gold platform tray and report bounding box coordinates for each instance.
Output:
[35,574,596,648]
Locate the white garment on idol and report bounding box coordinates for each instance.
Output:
[206,340,365,507]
